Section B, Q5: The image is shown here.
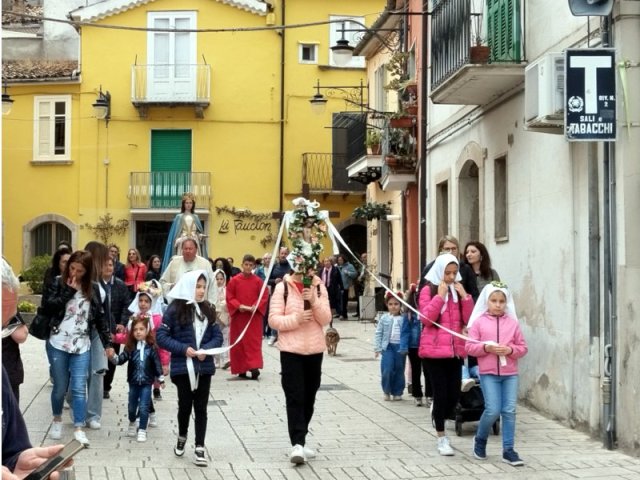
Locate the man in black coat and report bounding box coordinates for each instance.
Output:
[101,257,132,398]
[319,256,342,322]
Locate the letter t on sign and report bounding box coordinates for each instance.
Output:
[569,56,612,114]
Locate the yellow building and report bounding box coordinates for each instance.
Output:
[2,0,384,272]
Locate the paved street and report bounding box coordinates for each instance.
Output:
[18,319,640,479]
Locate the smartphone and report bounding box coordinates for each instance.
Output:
[23,439,85,480]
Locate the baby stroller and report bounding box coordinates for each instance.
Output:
[454,381,500,436]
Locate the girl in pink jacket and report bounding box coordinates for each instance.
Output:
[465,282,528,467]
[268,271,332,465]
[418,253,473,456]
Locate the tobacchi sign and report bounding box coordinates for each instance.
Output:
[565,48,616,142]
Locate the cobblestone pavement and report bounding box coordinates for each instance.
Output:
[18,319,640,479]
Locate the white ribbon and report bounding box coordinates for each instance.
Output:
[324,218,484,345]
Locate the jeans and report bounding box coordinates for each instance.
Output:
[86,331,107,422]
[476,374,519,450]
[129,384,152,430]
[280,351,323,446]
[171,374,212,447]
[47,342,90,427]
[380,343,405,396]
[462,364,479,380]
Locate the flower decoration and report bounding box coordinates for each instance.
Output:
[137,280,162,298]
[352,201,392,221]
[287,198,327,276]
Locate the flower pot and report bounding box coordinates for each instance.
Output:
[385,155,398,167]
[470,45,490,64]
[389,116,415,129]
[403,82,418,98]
[404,104,418,116]
[367,143,382,155]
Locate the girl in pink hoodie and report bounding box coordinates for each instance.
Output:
[465,282,528,467]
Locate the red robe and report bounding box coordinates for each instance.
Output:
[226,273,268,374]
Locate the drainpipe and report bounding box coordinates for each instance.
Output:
[278,0,286,213]
[418,0,429,272]
[587,142,600,435]
[601,13,616,451]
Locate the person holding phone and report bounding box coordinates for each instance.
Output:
[2,257,71,480]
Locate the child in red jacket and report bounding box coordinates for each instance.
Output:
[465,282,528,467]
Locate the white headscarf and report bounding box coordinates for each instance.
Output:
[128,283,163,317]
[166,269,208,316]
[424,253,462,310]
[467,282,518,328]
[212,268,227,299]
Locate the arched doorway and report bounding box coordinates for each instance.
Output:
[338,223,366,261]
[458,159,479,247]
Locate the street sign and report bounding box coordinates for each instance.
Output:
[565,48,616,141]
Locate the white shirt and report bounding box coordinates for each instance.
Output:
[49,291,91,354]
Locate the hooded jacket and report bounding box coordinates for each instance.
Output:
[268,274,332,355]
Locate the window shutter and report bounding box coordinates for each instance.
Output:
[487,0,521,62]
[150,130,192,207]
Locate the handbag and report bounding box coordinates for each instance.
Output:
[28,308,52,340]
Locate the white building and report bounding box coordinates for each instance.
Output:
[425,0,639,453]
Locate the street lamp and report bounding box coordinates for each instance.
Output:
[92,87,111,125]
[309,79,369,115]
[2,85,14,115]
[330,20,400,66]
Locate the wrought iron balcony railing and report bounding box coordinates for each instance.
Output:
[431,0,523,90]
[302,153,365,195]
[129,171,211,209]
[131,64,211,104]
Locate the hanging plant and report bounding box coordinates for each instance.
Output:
[352,201,392,221]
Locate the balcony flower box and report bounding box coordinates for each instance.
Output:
[389,115,415,129]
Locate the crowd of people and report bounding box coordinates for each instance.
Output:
[2,215,529,477]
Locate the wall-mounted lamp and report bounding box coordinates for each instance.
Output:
[2,85,14,115]
[92,87,111,125]
[330,20,400,66]
[309,79,368,115]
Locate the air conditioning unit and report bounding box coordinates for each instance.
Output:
[524,53,565,131]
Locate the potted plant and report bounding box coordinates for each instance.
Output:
[470,0,490,64]
[352,201,392,221]
[366,129,382,155]
[384,51,410,92]
[389,112,415,129]
[17,300,37,325]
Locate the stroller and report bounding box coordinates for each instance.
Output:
[454,381,500,436]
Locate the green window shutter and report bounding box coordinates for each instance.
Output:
[150,130,192,207]
[487,0,521,63]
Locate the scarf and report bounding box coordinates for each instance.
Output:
[424,253,462,313]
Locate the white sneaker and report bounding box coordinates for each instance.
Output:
[127,422,137,437]
[267,336,276,346]
[393,395,402,401]
[74,429,90,446]
[88,419,101,430]
[461,378,476,392]
[193,447,207,467]
[289,444,305,464]
[383,393,391,401]
[437,436,454,456]
[302,446,316,459]
[148,413,158,427]
[50,421,62,440]
[137,430,147,442]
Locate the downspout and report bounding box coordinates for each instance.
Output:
[278,0,286,213]
[601,13,616,451]
[419,0,429,272]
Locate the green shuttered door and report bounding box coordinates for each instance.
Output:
[150,130,192,207]
[487,0,521,63]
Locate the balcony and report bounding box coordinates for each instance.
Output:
[128,171,211,210]
[131,64,211,118]
[378,123,417,191]
[430,0,526,105]
[301,153,366,197]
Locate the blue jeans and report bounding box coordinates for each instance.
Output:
[47,342,90,427]
[380,343,405,396]
[477,374,519,450]
[462,364,479,380]
[129,384,152,430]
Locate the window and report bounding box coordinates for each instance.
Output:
[436,180,449,242]
[299,43,318,64]
[33,95,71,161]
[374,65,387,112]
[494,155,508,240]
[32,222,72,257]
[147,11,197,101]
[329,15,365,68]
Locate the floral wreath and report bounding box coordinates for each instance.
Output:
[136,280,162,298]
[287,198,328,277]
